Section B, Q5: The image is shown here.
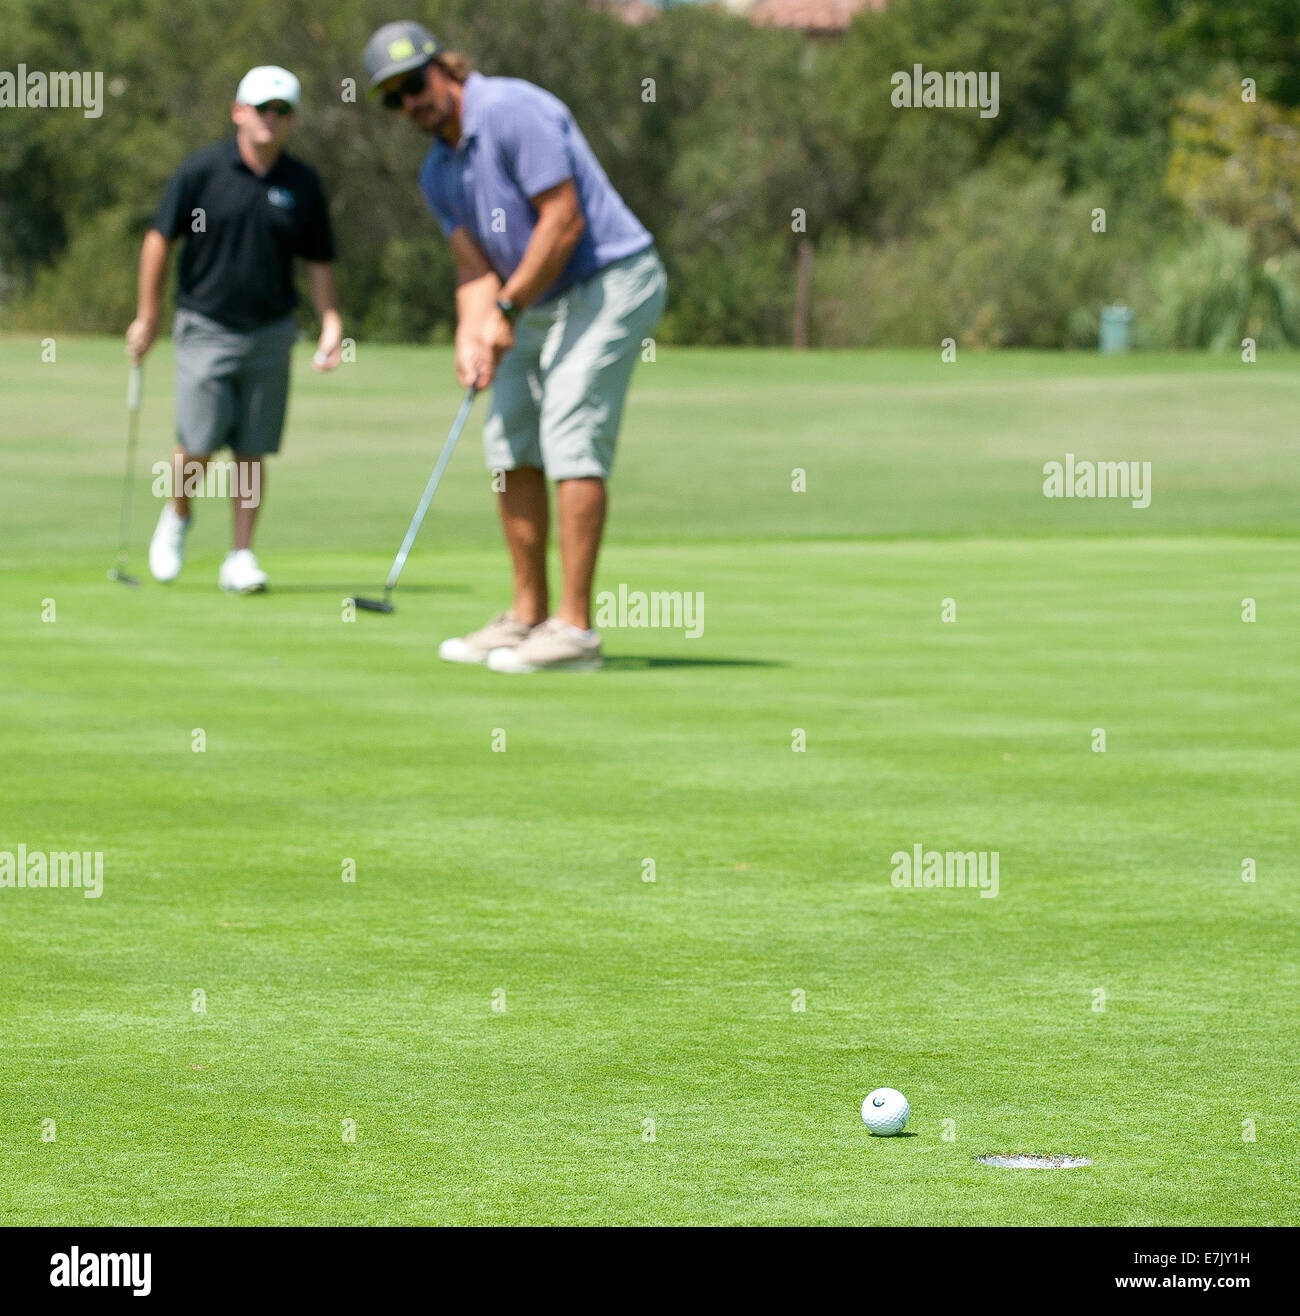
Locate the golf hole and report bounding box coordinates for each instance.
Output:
[976,1154,1093,1169]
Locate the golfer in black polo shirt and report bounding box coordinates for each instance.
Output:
[125,65,342,593]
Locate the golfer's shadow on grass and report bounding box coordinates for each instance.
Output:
[602,655,783,670]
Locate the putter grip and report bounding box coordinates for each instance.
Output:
[127,366,143,412]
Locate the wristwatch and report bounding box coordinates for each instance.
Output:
[495,297,519,324]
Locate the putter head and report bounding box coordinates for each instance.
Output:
[348,596,394,614]
[108,567,140,587]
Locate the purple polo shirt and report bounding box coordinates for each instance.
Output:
[418,72,653,304]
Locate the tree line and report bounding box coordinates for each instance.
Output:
[2,0,1296,347]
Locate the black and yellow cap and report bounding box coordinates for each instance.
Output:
[362,20,442,91]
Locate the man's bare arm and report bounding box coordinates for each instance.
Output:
[448,181,585,389]
[450,226,501,388]
[499,179,586,311]
[125,230,172,361]
[303,260,344,372]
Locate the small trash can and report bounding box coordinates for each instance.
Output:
[1099,303,1134,354]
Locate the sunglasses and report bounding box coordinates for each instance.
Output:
[255,101,295,117]
[381,66,428,110]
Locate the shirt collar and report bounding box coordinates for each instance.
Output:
[227,136,288,179]
[455,71,486,150]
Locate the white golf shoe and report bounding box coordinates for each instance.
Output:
[486,618,603,673]
[148,503,190,583]
[438,613,535,665]
[219,549,269,594]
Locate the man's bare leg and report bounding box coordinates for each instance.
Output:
[555,476,606,631]
[497,465,549,626]
[170,445,208,520]
[232,458,262,551]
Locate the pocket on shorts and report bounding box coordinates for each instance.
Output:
[174,307,227,347]
[617,251,667,331]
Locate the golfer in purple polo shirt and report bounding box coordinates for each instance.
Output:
[363,21,667,674]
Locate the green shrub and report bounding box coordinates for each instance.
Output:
[1144,222,1300,349]
[12,208,144,335]
[811,160,1145,348]
[349,236,459,344]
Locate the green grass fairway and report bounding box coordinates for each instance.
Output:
[1,337,1296,1225]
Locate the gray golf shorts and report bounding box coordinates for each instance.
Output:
[483,246,667,481]
[173,307,299,458]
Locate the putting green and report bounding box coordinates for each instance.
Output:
[1,337,1295,1224]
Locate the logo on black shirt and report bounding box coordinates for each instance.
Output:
[267,186,295,209]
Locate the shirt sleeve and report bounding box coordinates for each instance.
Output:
[419,155,462,239]
[493,95,574,201]
[150,159,197,239]
[295,173,336,262]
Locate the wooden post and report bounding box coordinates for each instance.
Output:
[793,238,813,350]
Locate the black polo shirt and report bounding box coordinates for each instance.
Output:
[151,138,335,331]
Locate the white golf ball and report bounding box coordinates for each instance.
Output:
[861,1087,910,1136]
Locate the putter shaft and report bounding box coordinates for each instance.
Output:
[112,364,144,580]
[381,382,479,593]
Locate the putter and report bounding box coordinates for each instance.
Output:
[108,363,144,587]
[349,380,480,614]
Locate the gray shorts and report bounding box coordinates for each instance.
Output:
[173,307,298,458]
[483,246,667,481]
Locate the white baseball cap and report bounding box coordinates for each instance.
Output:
[235,66,301,107]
